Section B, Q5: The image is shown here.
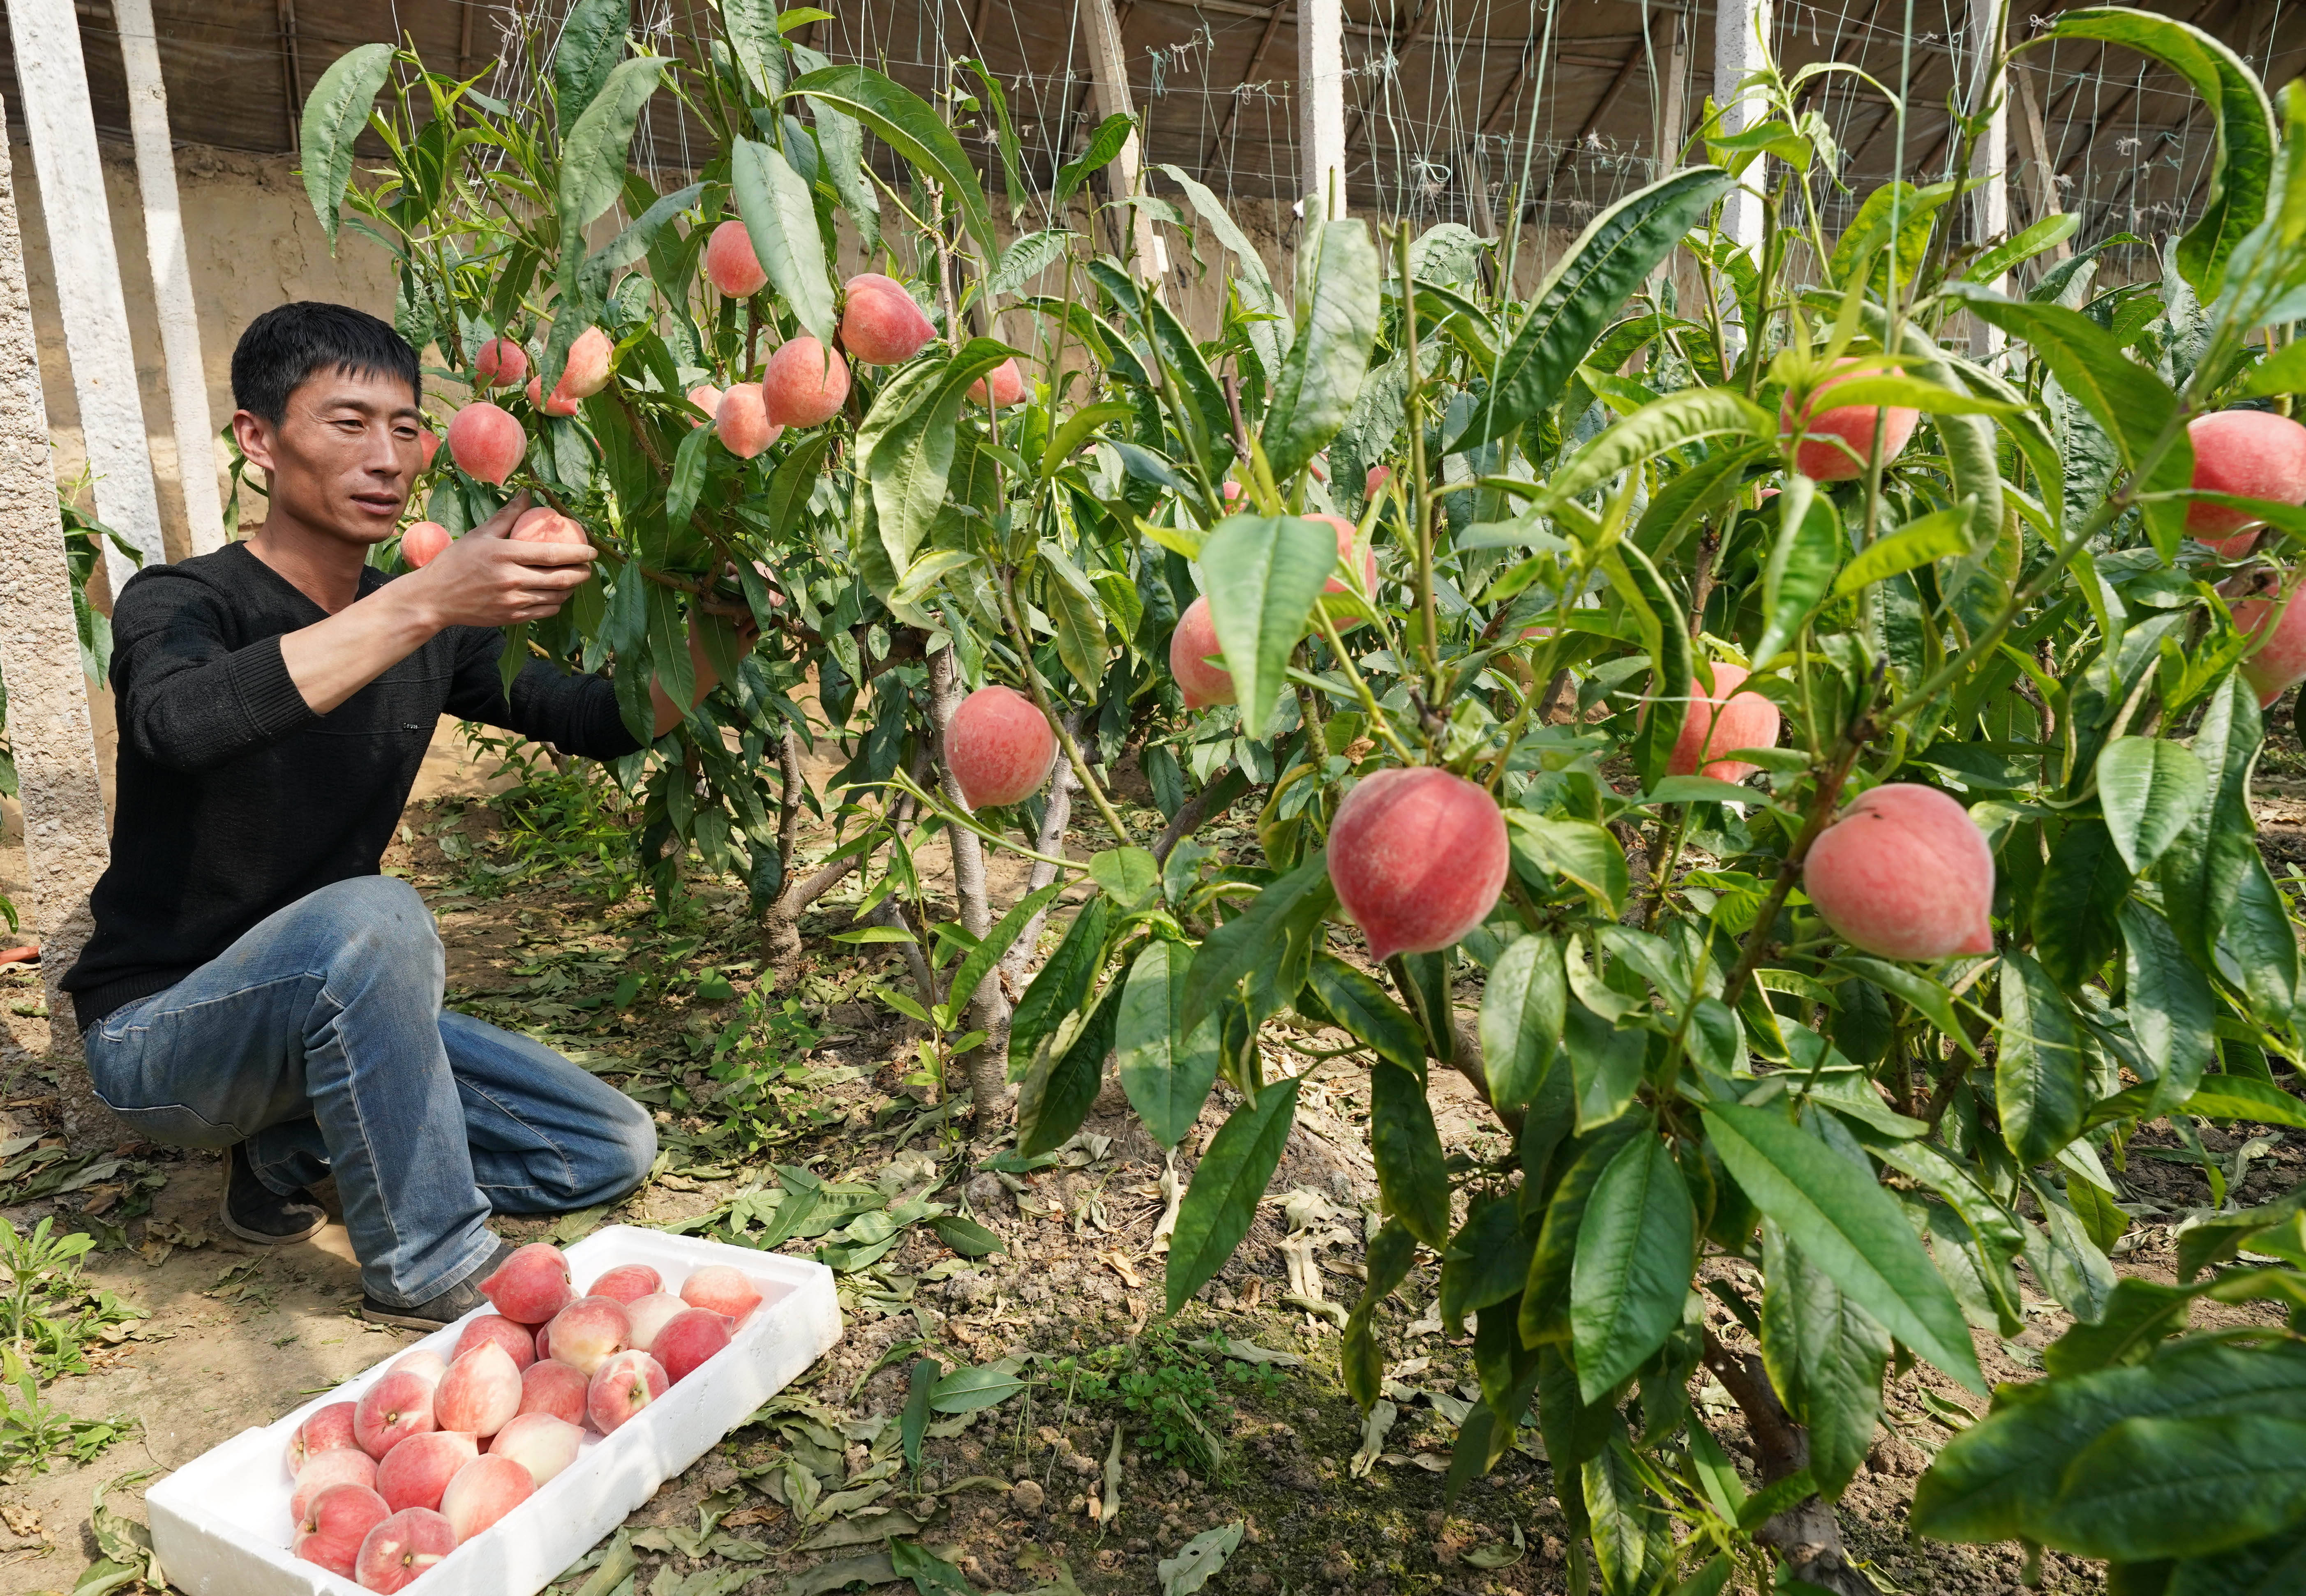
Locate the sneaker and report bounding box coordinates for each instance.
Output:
[360,1236,515,1330]
[218,1143,327,1245]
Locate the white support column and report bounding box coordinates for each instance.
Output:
[1711,0,1773,256]
[113,0,226,554]
[7,0,168,593]
[1967,0,2009,355]
[1081,0,1167,279]
[1298,0,1348,219]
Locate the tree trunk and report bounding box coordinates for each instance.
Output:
[995,710,1085,999]
[1704,1335,1880,1596]
[929,648,1012,1124]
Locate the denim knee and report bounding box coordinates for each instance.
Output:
[612,1097,659,1192]
[302,877,442,972]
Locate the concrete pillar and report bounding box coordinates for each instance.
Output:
[6,0,168,593]
[1654,3,1689,175]
[1081,0,1167,279]
[114,0,227,554]
[1711,0,1773,254]
[1968,0,2009,354]
[1298,0,1348,219]
[0,97,122,1149]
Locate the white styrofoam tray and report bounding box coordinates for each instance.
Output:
[147,1225,841,1596]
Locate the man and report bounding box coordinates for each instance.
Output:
[65,303,724,1327]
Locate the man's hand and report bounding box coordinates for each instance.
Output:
[400,493,598,630]
[650,602,762,737]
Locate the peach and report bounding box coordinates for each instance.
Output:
[517,1358,590,1427]
[416,428,439,466]
[2230,572,2306,706]
[680,1266,765,1324]
[481,1242,574,1324]
[1781,358,1920,481]
[488,1412,583,1487]
[542,1296,630,1376]
[651,1308,733,1383]
[453,1315,538,1373]
[624,1292,688,1353]
[400,521,452,570]
[441,1453,534,1543]
[354,1369,437,1459]
[1221,480,1243,506]
[586,1264,662,1304]
[967,356,1025,409]
[1803,783,1994,960]
[685,384,724,426]
[356,1506,456,1593]
[1304,512,1378,597]
[473,337,528,389]
[704,219,767,296]
[285,1401,360,1474]
[1327,766,1510,964]
[763,338,850,428]
[559,326,613,399]
[377,1430,479,1514]
[587,1349,669,1434]
[446,401,524,485]
[1169,595,1233,708]
[294,1482,390,1580]
[390,1349,446,1385]
[716,383,782,458]
[533,1322,552,1361]
[292,1446,380,1522]
[946,684,1055,808]
[435,1342,522,1438]
[1366,464,1391,497]
[1666,662,1782,783]
[2187,410,2306,552]
[525,374,582,417]
[840,273,936,364]
[509,506,590,547]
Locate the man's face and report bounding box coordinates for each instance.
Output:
[233,366,427,548]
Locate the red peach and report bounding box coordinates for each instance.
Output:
[446,402,524,485]
[586,1265,663,1305]
[285,1401,360,1474]
[542,1296,630,1376]
[1665,662,1782,783]
[840,273,936,364]
[1221,480,1243,506]
[390,1349,446,1386]
[1303,512,1378,597]
[452,1315,538,1373]
[509,506,590,547]
[1781,358,1921,482]
[533,1322,552,1361]
[416,429,439,466]
[441,1453,534,1544]
[967,357,1026,409]
[473,338,528,390]
[517,1358,591,1428]
[763,338,850,428]
[716,383,783,459]
[480,1242,574,1324]
[559,325,614,399]
[651,1309,732,1384]
[685,384,724,427]
[291,1446,380,1523]
[704,219,767,297]
[586,1349,669,1434]
[525,374,582,417]
[354,1369,437,1460]
[435,1342,522,1439]
[294,1482,390,1580]
[400,521,452,570]
[356,1507,456,1593]
[946,684,1055,808]
[624,1292,688,1353]
[488,1412,583,1487]
[1169,596,1233,708]
[681,1266,765,1326]
[1803,783,1994,960]
[1366,464,1391,497]
[1327,767,1510,964]
[2187,410,2306,551]
[2230,572,2306,706]
[376,1430,478,1514]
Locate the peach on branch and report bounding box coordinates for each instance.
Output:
[295,1482,390,1580]
[946,684,1056,808]
[376,1430,479,1514]
[763,337,851,427]
[685,384,724,426]
[1327,767,1510,964]
[292,1446,380,1522]
[1780,358,1920,482]
[473,338,528,389]
[1168,596,1234,708]
[704,219,768,297]
[452,1314,538,1372]
[1366,464,1391,497]
[525,374,581,417]
[623,1292,688,1353]
[586,1264,662,1305]
[481,1242,574,1324]
[1665,662,1782,782]
[434,1342,522,1438]
[510,506,589,547]
[399,521,451,570]
[1304,512,1378,597]
[2229,572,2306,705]
[286,1401,360,1473]
[446,402,524,485]
[716,383,783,458]
[1802,783,1994,960]
[558,326,614,399]
[354,1369,437,1459]
[680,1265,765,1325]
[441,1453,534,1544]
[651,1308,732,1383]
[488,1412,583,1486]
[542,1295,630,1376]
[587,1349,669,1434]
[968,357,1026,409]
[1221,480,1244,507]
[2187,409,2306,555]
[517,1358,590,1427]
[840,273,936,364]
[356,1507,456,1593]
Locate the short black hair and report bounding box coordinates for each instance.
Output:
[231,302,420,425]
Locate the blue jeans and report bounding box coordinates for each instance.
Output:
[82,876,657,1308]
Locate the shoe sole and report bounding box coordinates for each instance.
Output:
[359,1300,462,1330]
[217,1198,326,1247]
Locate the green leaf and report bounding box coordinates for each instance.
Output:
[2098,737,2209,874]
[1480,933,1566,1112]
[1759,1223,1891,1497]
[1040,542,1110,697]
[2182,1074,2306,1129]
[1016,980,1121,1156]
[1542,388,1775,510]
[1564,999,1648,1133]
[789,44,879,251]
[2031,820,2131,991]
[2120,901,2215,1112]
[1606,543,1694,788]
[1960,211,2081,286]
[891,1539,975,1596]
[1166,1079,1302,1312]
[1157,164,1290,382]
[1701,1102,1983,1392]
[557,58,667,235]
[1053,113,1134,210]
[1997,950,2089,1165]
[1458,167,1733,452]
[1372,1061,1451,1250]
[1197,516,1340,731]
[1263,221,1382,480]
[946,883,1066,1028]
[1181,853,1334,1036]
[2222,851,2300,1024]
[1116,940,1221,1148]
[787,65,998,256]
[1439,1196,1535,1324]
[553,0,632,127]
[732,138,838,345]
[901,1358,938,1471]
[1751,474,1840,667]
[2040,1415,2306,1562]
[1520,1116,1648,1344]
[984,228,1073,298]
[1570,1134,1695,1402]
[1829,506,1971,599]
[2161,673,2263,970]
[1087,846,1160,909]
[577,182,706,306]
[863,341,1015,574]
[929,1214,1004,1257]
[644,581,694,715]
[1305,952,1427,1075]
[1344,1222,1419,1408]
[300,43,396,249]
[926,1358,1030,1413]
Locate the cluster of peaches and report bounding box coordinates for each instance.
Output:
[282,1243,765,1591]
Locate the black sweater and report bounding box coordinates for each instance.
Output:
[63,544,641,1029]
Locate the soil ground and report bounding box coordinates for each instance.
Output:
[0,719,2299,1596]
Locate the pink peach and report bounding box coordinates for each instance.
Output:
[356,1507,456,1593]
[285,1401,359,1474]
[1304,512,1378,597]
[623,1292,688,1353]
[946,684,1055,808]
[293,1482,390,1580]
[480,1242,574,1324]
[525,374,581,417]
[587,1349,669,1434]
[558,325,614,399]
[517,1358,591,1428]
[452,1315,538,1373]
[434,1342,522,1439]
[390,1349,446,1385]
[1666,662,1782,783]
[968,357,1026,409]
[704,219,767,296]
[1327,767,1510,964]
[291,1446,380,1523]
[376,1429,478,1515]
[762,338,850,428]
[685,384,724,426]
[354,1369,437,1460]
[1781,358,1921,482]
[400,521,452,570]
[2188,410,2306,551]
[542,1296,630,1376]
[441,1453,534,1544]
[586,1264,662,1305]
[2231,571,2306,706]
[446,402,524,485]
[473,338,528,390]
[840,273,937,364]
[488,1412,584,1487]
[1803,783,1994,960]
[679,1265,764,1326]
[716,383,782,458]
[651,1308,733,1383]
[1169,595,1233,708]
[509,506,590,547]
